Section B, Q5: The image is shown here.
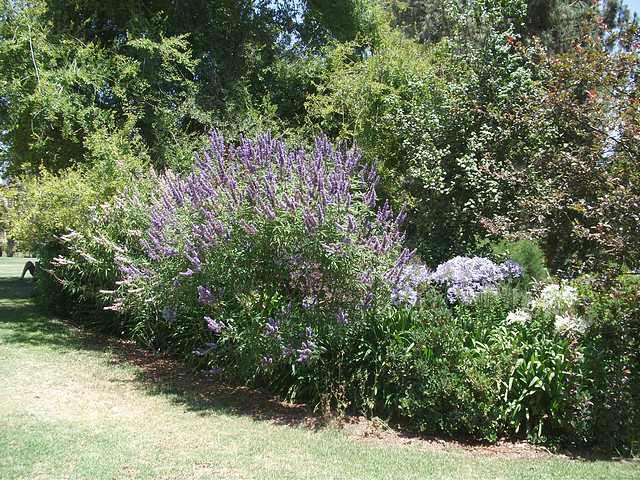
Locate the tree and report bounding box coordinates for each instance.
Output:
[387,0,636,52]
[489,19,640,273]
[0,0,201,174]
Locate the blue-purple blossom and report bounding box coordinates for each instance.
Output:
[500,260,524,279]
[186,249,202,272]
[430,256,521,304]
[297,341,314,364]
[179,268,195,277]
[302,296,317,310]
[261,356,274,367]
[336,309,349,325]
[264,317,279,336]
[197,285,216,305]
[205,316,225,333]
[391,286,418,307]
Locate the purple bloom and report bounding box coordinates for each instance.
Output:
[205,316,225,333]
[302,296,317,310]
[303,210,318,231]
[179,268,195,277]
[297,341,314,364]
[239,221,258,235]
[336,309,349,325]
[186,249,202,272]
[263,318,279,337]
[197,285,216,305]
[500,260,524,279]
[261,356,273,367]
[430,256,511,304]
[391,286,418,307]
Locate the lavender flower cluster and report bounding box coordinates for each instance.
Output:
[390,263,431,307]
[430,256,523,304]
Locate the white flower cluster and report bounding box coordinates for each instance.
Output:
[505,309,531,325]
[529,282,579,313]
[505,281,590,335]
[553,314,589,334]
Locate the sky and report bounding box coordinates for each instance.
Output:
[627,0,640,15]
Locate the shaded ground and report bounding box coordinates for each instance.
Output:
[0,257,638,479]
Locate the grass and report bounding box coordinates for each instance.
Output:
[0,257,638,479]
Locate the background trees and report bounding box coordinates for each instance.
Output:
[2,0,639,273]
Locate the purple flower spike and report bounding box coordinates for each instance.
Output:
[197,285,216,305]
[264,317,279,337]
[336,310,349,325]
[205,316,225,333]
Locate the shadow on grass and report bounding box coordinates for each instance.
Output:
[0,277,106,353]
[1,274,633,461]
[0,274,320,431]
[0,275,36,301]
[104,340,322,430]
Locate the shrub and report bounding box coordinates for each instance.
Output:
[38,132,638,454]
[576,280,640,453]
[105,131,411,381]
[489,239,549,287]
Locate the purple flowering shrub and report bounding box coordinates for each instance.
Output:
[430,256,523,304]
[111,131,411,375]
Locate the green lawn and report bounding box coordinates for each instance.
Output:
[0,257,637,479]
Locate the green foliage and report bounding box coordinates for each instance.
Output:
[576,280,640,453]
[388,0,635,52]
[489,239,549,287]
[499,316,574,442]
[487,23,640,275]
[8,158,143,253]
[3,0,640,456]
[306,8,552,263]
[305,1,640,271]
[0,0,203,174]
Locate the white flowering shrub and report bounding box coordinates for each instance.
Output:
[528,281,589,335]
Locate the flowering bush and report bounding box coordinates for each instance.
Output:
[429,256,523,304]
[37,181,154,327]
[108,132,410,375]
[25,132,637,453]
[529,282,589,335]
